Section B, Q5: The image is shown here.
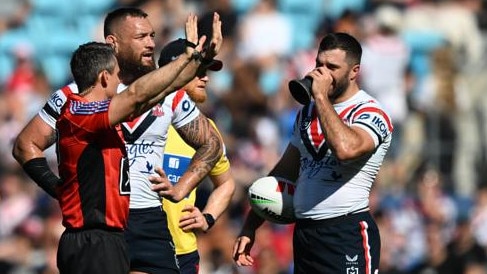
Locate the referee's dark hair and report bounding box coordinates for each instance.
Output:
[70,42,117,93]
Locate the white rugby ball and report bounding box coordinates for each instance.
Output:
[248,176,296,224]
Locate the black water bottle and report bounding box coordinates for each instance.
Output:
[288,76,312,105]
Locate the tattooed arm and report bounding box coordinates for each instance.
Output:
[151,114,222,202]
[173,113,222,201]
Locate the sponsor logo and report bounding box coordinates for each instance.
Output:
[126,140,155,167]
[346,267,359,274]
[168,157,179,169]
[50,92,65,108]
[182,100,191,111]
[345,254,359,274]
[119,158,131,195]
[346,255,358,262]
[300,157,340,179]
[357,113,370,120]
[167,174,181,184]
[372,116,388,137]
[249,193,275,204]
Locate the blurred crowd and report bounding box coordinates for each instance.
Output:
[1,0,487,273]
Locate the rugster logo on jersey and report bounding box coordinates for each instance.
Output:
[299,104,329,161]
[121,104,163,144]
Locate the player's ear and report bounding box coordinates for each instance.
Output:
[106,35,117,51]
[350,64,360,81]
[100,70,109,88]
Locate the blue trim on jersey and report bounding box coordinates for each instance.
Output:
[345,101,369,121]
[70,100,110,115]
[178,104,197,123]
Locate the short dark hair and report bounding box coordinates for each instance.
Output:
[319,33,362,65]
[70,42,117,92]
[104,7,148,38]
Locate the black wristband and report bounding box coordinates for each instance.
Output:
[22,157,60,199]
[190,49,203,62]
[203,213,215,231]
[184,39,198,49]
[183,40,203,62]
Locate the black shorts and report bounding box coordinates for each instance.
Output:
[57,228,129,274]
[293,211,380,274]
[177,250,200,274]
[125,206,179,274]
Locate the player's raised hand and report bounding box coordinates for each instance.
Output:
[184,13,206,56]
[308,66,334,101]
[204,12,223,60]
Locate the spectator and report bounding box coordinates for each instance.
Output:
[0,0,30,34]
[360,5,411,186]
[236,0,292,95]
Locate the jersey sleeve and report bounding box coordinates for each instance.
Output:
[170,90,200,129]
[349,101,393,147]
[39,83,78,129]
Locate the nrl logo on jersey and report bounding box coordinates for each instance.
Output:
[345,254,359,274]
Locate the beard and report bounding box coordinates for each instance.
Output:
[117,56,156,81]
[188,90,207,103]
[329,75,350,100]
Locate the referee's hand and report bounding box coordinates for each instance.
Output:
[179,205,209,232]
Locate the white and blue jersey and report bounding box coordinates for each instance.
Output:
[291,90,393,220]
[39,83,200,209]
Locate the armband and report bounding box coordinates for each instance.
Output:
[203,213,216,231]
[22,157,60,199]
[183,40,202,62]
[184,39,198,49]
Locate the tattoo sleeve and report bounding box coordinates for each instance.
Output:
[177,114,222,179]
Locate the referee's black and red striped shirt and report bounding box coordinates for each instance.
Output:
[56,93,130,230]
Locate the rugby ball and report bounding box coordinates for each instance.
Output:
[248,176,296,224]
